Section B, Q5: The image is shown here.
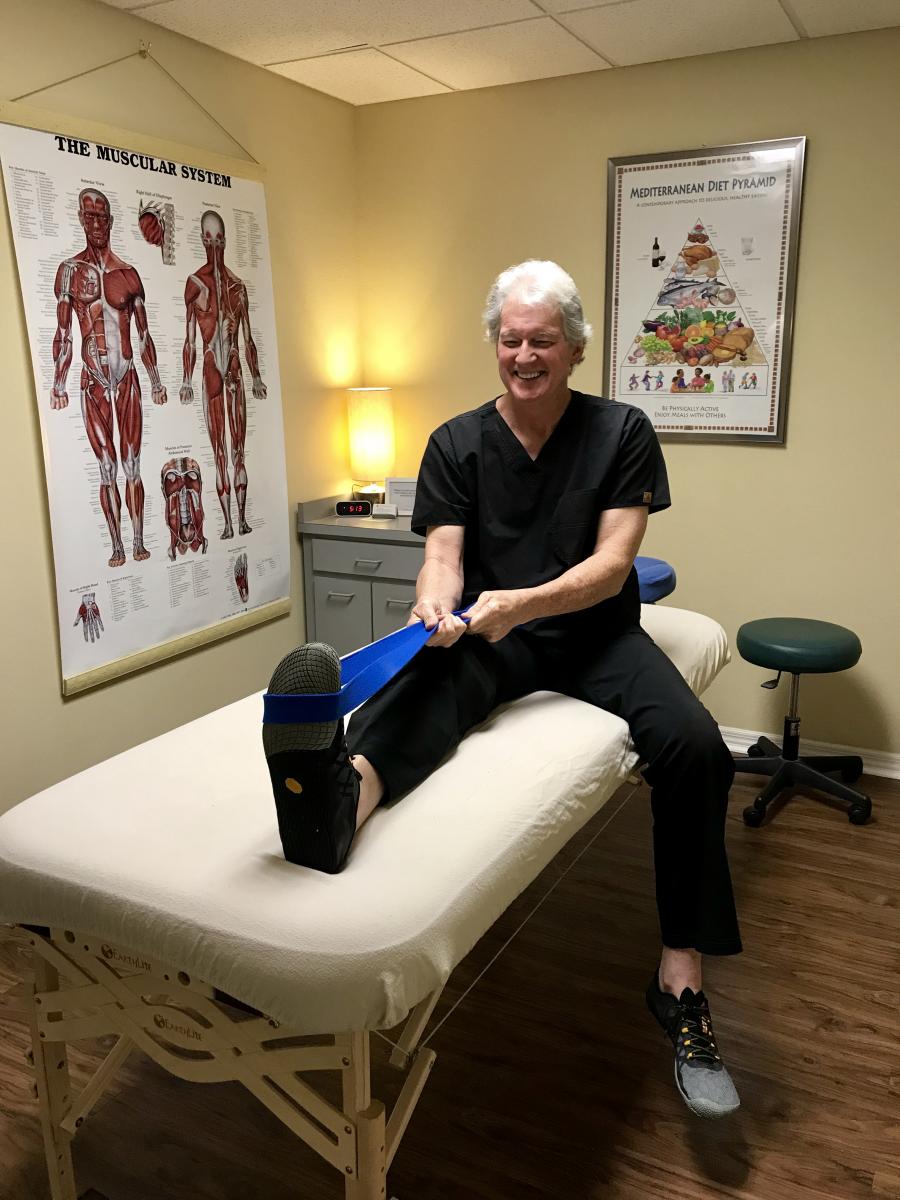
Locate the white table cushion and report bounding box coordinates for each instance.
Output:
[0,605,728,1033]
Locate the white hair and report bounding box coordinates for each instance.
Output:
[483,260,593,352]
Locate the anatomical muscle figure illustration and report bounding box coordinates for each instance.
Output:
[51,188,168,567]
[179,210,266,539]
[161,456,208,559]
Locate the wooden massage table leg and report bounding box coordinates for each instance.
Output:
[387,990,442,1070]
[342,1032,387,1199]
[28,953,77,1200]
[346,1102,387,1200]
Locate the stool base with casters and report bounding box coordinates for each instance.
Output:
[739,726,871,826]
[734,619,872,828]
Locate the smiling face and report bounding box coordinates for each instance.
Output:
[496,298,582,410]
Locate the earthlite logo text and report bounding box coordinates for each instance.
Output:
[100,944,151,972]
[153,1013,201,1042]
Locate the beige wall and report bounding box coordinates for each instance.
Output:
[357,30,900,757]
[1,0,358,810]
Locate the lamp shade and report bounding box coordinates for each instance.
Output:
[347,388,395,480]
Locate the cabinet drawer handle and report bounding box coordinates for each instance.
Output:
[354,558,383,568]
[385,598,414,608]
[326,591,355,602]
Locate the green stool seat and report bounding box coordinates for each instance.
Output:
[737,618,861,675]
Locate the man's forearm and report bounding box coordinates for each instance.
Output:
[416,556,464,611]
[516,550,632,623]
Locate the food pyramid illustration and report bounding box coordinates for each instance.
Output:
[627,220,768,373]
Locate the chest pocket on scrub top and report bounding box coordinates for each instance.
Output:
[549,488,599,566]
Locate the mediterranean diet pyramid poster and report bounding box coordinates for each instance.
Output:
[0,119,290,692]
[605,139,805,443]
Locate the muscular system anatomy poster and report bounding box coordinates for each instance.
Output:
[0,120,290,692]
[605,138,805,444]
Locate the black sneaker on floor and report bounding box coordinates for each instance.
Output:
[646,975,740,1120]
[263,643,360,873]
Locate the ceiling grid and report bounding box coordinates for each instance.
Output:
[99,0,900,104]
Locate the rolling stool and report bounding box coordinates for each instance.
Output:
[734,618,871,827]
[635,556,676,603]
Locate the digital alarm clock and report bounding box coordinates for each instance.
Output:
[335,500,372,517]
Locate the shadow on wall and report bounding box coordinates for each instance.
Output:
[758,670,891,756]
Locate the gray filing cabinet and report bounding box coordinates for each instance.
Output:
[298,497,424,656]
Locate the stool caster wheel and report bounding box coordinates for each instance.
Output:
[848,798,871,825]
[746,743,765,758]
[743,803,765,827]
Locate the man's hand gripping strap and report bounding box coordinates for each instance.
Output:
[262,611,470,725]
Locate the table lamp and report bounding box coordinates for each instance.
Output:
[347,387,394,504]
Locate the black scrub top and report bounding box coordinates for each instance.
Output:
[410,391,671,640]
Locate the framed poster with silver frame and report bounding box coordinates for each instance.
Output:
[604,137,806,445]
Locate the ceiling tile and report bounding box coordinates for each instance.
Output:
[787,0,900,37]
[272,48,451,104]
[100,0,169,8]
[560,0,799,66]
[124,0,544,66]
[536,0,626,11]
[387,18,609,90]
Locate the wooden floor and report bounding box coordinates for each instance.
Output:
[1,769,898,1200]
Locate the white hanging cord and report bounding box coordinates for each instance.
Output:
[371,1027,404,1053]
[141,45,259,164]
[11,41,259,164]
[372,782,639,1057]
[12,50,142,102]
[417,782,638,1049]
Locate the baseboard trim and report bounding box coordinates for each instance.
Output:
[720,726,900,781]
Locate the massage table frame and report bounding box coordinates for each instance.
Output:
[5,608,728,1197]
[17,924,444,1199]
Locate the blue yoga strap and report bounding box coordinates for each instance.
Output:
[263,611,470,725]
[262,556,676,725]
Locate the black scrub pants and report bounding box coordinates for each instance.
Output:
[346,624,741,957]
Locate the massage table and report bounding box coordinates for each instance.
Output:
[0,603,728,1199]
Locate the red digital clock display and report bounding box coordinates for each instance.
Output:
[335,500,372,517]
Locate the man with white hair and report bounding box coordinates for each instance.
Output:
[265,260,741,1120]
